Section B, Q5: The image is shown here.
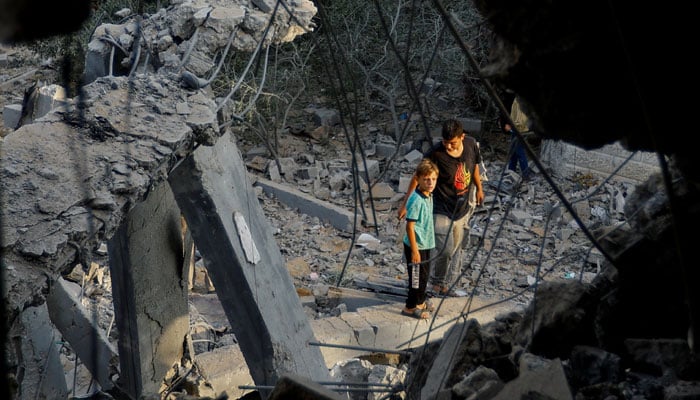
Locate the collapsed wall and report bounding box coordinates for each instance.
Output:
[1,1,319,398]
[540,140,660,184]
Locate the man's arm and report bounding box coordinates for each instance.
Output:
[397,174,418,220]
[473,164,484,206]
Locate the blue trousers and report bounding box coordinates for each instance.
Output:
[508,133,529,175]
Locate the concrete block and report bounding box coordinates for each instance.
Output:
[398,174,412,193]
[84,38,111,84]
[196,345,255,399]
[457,117,482,134]
[399,142,413,156]
[3,103,22,129]
[267,160,281,182]
[375,142,397,159]
[329,173,348,191]
[278,157,298,176]
[492,353,573,400]
[507,209,533,226]
[311,107,340,127]
[404,149,423,164]
[356,158,380,182]
[370,182,395,199]
[327,159,350,174]
[296,166,319,180]
[36,84,68,118]
[540,139,659,183]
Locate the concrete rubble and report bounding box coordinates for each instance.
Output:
[2,0,700,400]
[2,0,324,398]
[2,45,673,399]
[4,40,695,398]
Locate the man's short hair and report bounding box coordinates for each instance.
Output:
[442,119,464,140]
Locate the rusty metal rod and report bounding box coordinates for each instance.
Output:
[308,340,411,355]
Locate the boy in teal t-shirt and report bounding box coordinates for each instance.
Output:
[402,159,439,319]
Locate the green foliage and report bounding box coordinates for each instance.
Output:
[28,0,160,88]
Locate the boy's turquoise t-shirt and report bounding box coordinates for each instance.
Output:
[403,189,435,250]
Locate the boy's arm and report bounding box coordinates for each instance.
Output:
[405,220,421,264]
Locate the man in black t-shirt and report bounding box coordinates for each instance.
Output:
[399,119,484,297]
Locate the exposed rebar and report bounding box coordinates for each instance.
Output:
[308,340,411,355]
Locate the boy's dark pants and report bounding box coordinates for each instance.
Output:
[404,244,431,309]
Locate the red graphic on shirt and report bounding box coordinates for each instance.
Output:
[453,162,471,195]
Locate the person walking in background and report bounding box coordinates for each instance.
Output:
[401,159,439,319]
[398,119,484,298]
[503,96,532,180]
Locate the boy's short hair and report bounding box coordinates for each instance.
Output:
[442,119,464,140]
[416,158,439,177]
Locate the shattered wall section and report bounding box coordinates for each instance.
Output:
[1,0,319,397]
[83,0,318,85]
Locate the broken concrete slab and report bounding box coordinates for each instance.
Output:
[107,181,189,398]
[195,344,255,399]
[310,296,522,368]
[46,277,119,392]
[252,174,356,232]
[1,73,219,399]
[268,373,347,400]
[10,303,68,400]
[420,319,477,400]
[168,131,331,389]
[186,284,525,394]
[492,353,573,400]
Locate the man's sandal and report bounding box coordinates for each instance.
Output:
[402,307,429,319]
[417,300,435,312]
[431,286,462,298]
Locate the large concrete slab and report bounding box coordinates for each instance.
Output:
[311,296,521,367]
[168,131,330,389]
[46,277,119,391]
[9,303,68,400]
[107,181,189,398]
[540,140,659,183]
[251,174,356,232]
[189,290,523,383]
[420,320,476,400]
